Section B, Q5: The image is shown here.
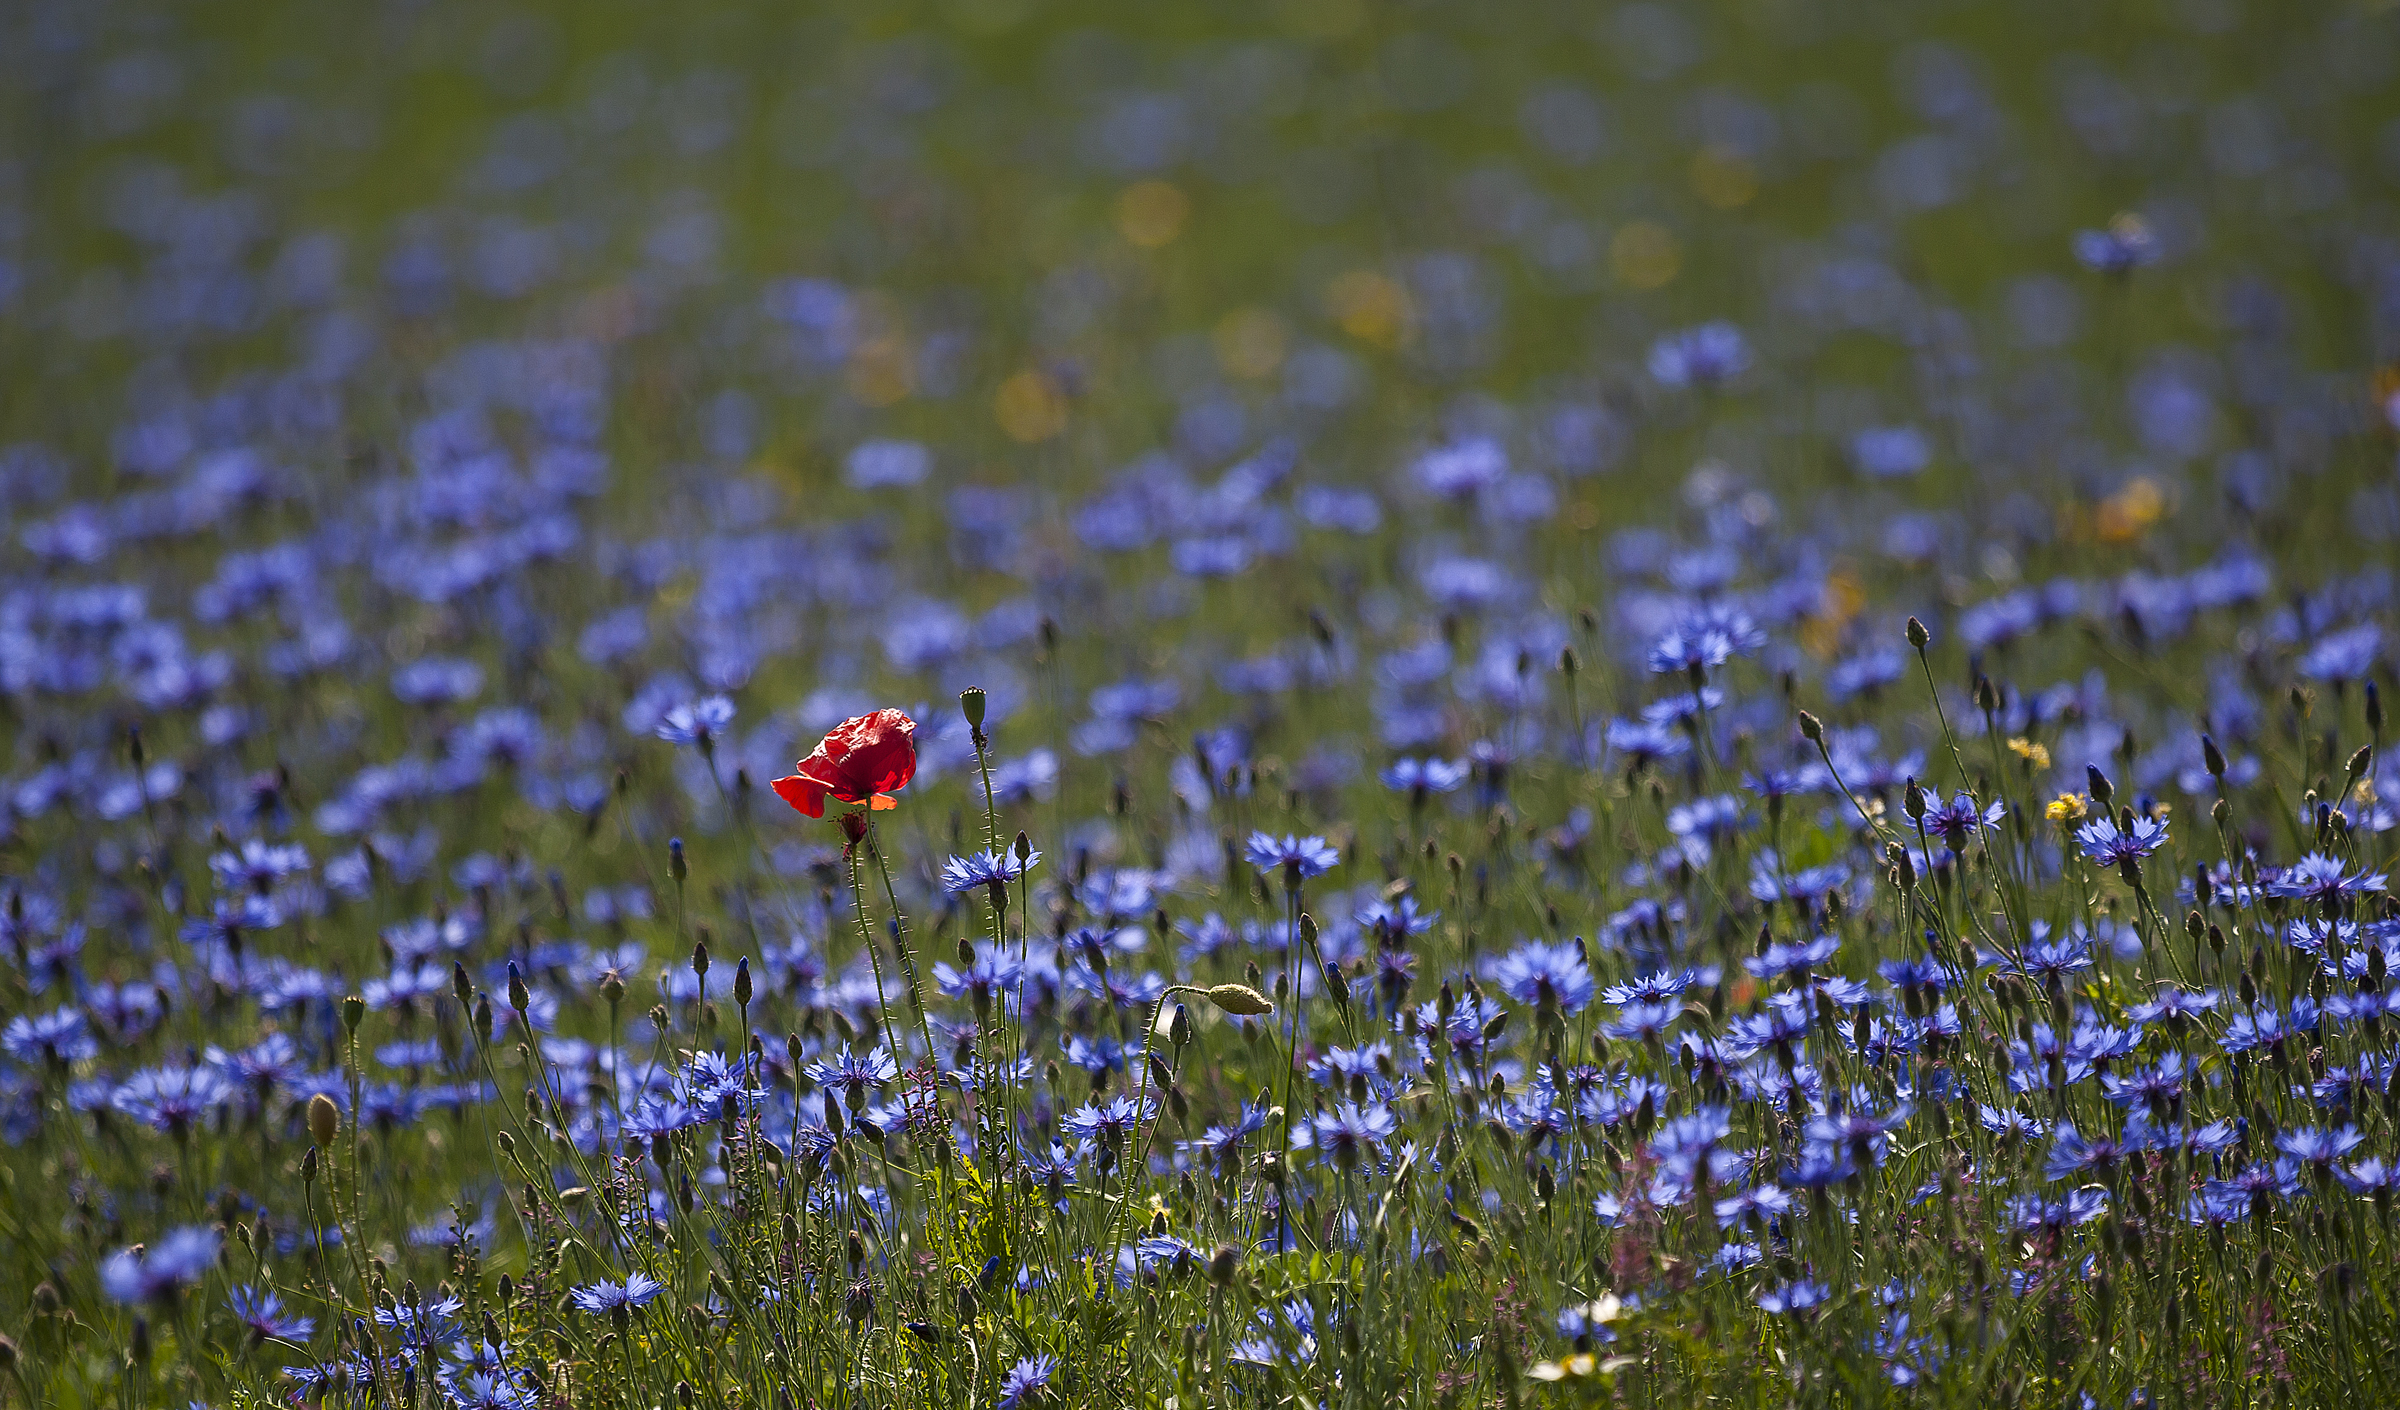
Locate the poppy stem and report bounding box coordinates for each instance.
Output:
[865,819,938,1064]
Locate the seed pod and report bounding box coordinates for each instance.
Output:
[342,994,365,1032]
[960,686,987,732]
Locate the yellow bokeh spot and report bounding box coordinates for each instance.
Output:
[1325,270,1411,348]
[1213,307,1288,380]
[1115,181,1190,249]
[2095,476,2167,543]
[2008,737,2053,772]
[1610,221,1682,289]
[993,370,1068,443]
[2046,792,2090,824]
[1691,145,1758,209]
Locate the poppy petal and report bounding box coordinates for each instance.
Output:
[869,793,899,811]
[771,775,829,818]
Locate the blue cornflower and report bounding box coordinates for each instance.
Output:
[1748,934,1840,980]
[2276,1125,2365,1171]
[1647,626,1735,677]
[101,1226,220,1304]
[998,1352,1061,1409]
[1061,1095,1151,1154]
[230,1285,315,1345]
[2341,1157,2400,1198]
[2297,622,2382,682]
[2126,986,2218,1026]
[942,849,1042,893]
[2101,1053,2187,1115]
[1244,832,1339,881]
[1649,322,1751,389]
[2072,216,2157,275]
[2267,853,2387,908]
[1599,967,1704,1006]
[1602,1000,1682,1044]
[1755,1279,1830,1317]
[1380,757,1469,795]
[1356,894,1438,941]
[1179,1102,1271,1172]
[2007,1188,2108,1232]
[111,1065,233,1136]
[681,1051,764,1117]
[2075,814,2169,868]
[1490,939,1596,1015]
[3,1005,97,1065]
[2044,1122,2140,1182]
[568,1273,665,1316]
[1300,1100,1397,1169]
[1606,718,1692,767]
[1917,792,2006,853]
[806,1046,900,1108]
[655,695,736,747]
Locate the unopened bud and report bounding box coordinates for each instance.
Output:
[1906,616,1930,650]
[1797,710,1824,744]
[307,1093,340,1146]
[669,837,687,884]
[1203,984,1274,1016]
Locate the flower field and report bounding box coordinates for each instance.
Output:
[3,0,2400,1406]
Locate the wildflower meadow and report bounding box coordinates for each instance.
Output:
[5,1,2400,1406]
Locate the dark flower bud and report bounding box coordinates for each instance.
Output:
[473,994,492,1040]
[600,969,626,1006]
[2347,745,2375,785]
[1974,675,1999,713]
[301,1146,318,1182]
[2212,797,2229,828]
[452,961,473,1007]
[507,963,529,1013]
[691,939,710,981]
[1168,1003,1192,1049]
[2086,764,2114,807]
[1906,616,1930,650]
[1797,710,1824,744]
[734,956,752,1007]
[1014,831,1032,864]
[2202,733,2226,779]
[669,837,687,884]
[840,812,869,849]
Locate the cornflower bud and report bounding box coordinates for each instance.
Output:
[691,939,710,981]
[2086,764,2114,808]
[2202,733,2227,779]
[1906,616,1930,649]
[734,956,752,1007]
[669,837,687,884]
[1797,710,1824,744]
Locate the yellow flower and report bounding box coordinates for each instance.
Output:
[2006,737,2051,771]
[2045,792,2089,823]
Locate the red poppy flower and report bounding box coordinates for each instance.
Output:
[771,709,918,818]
